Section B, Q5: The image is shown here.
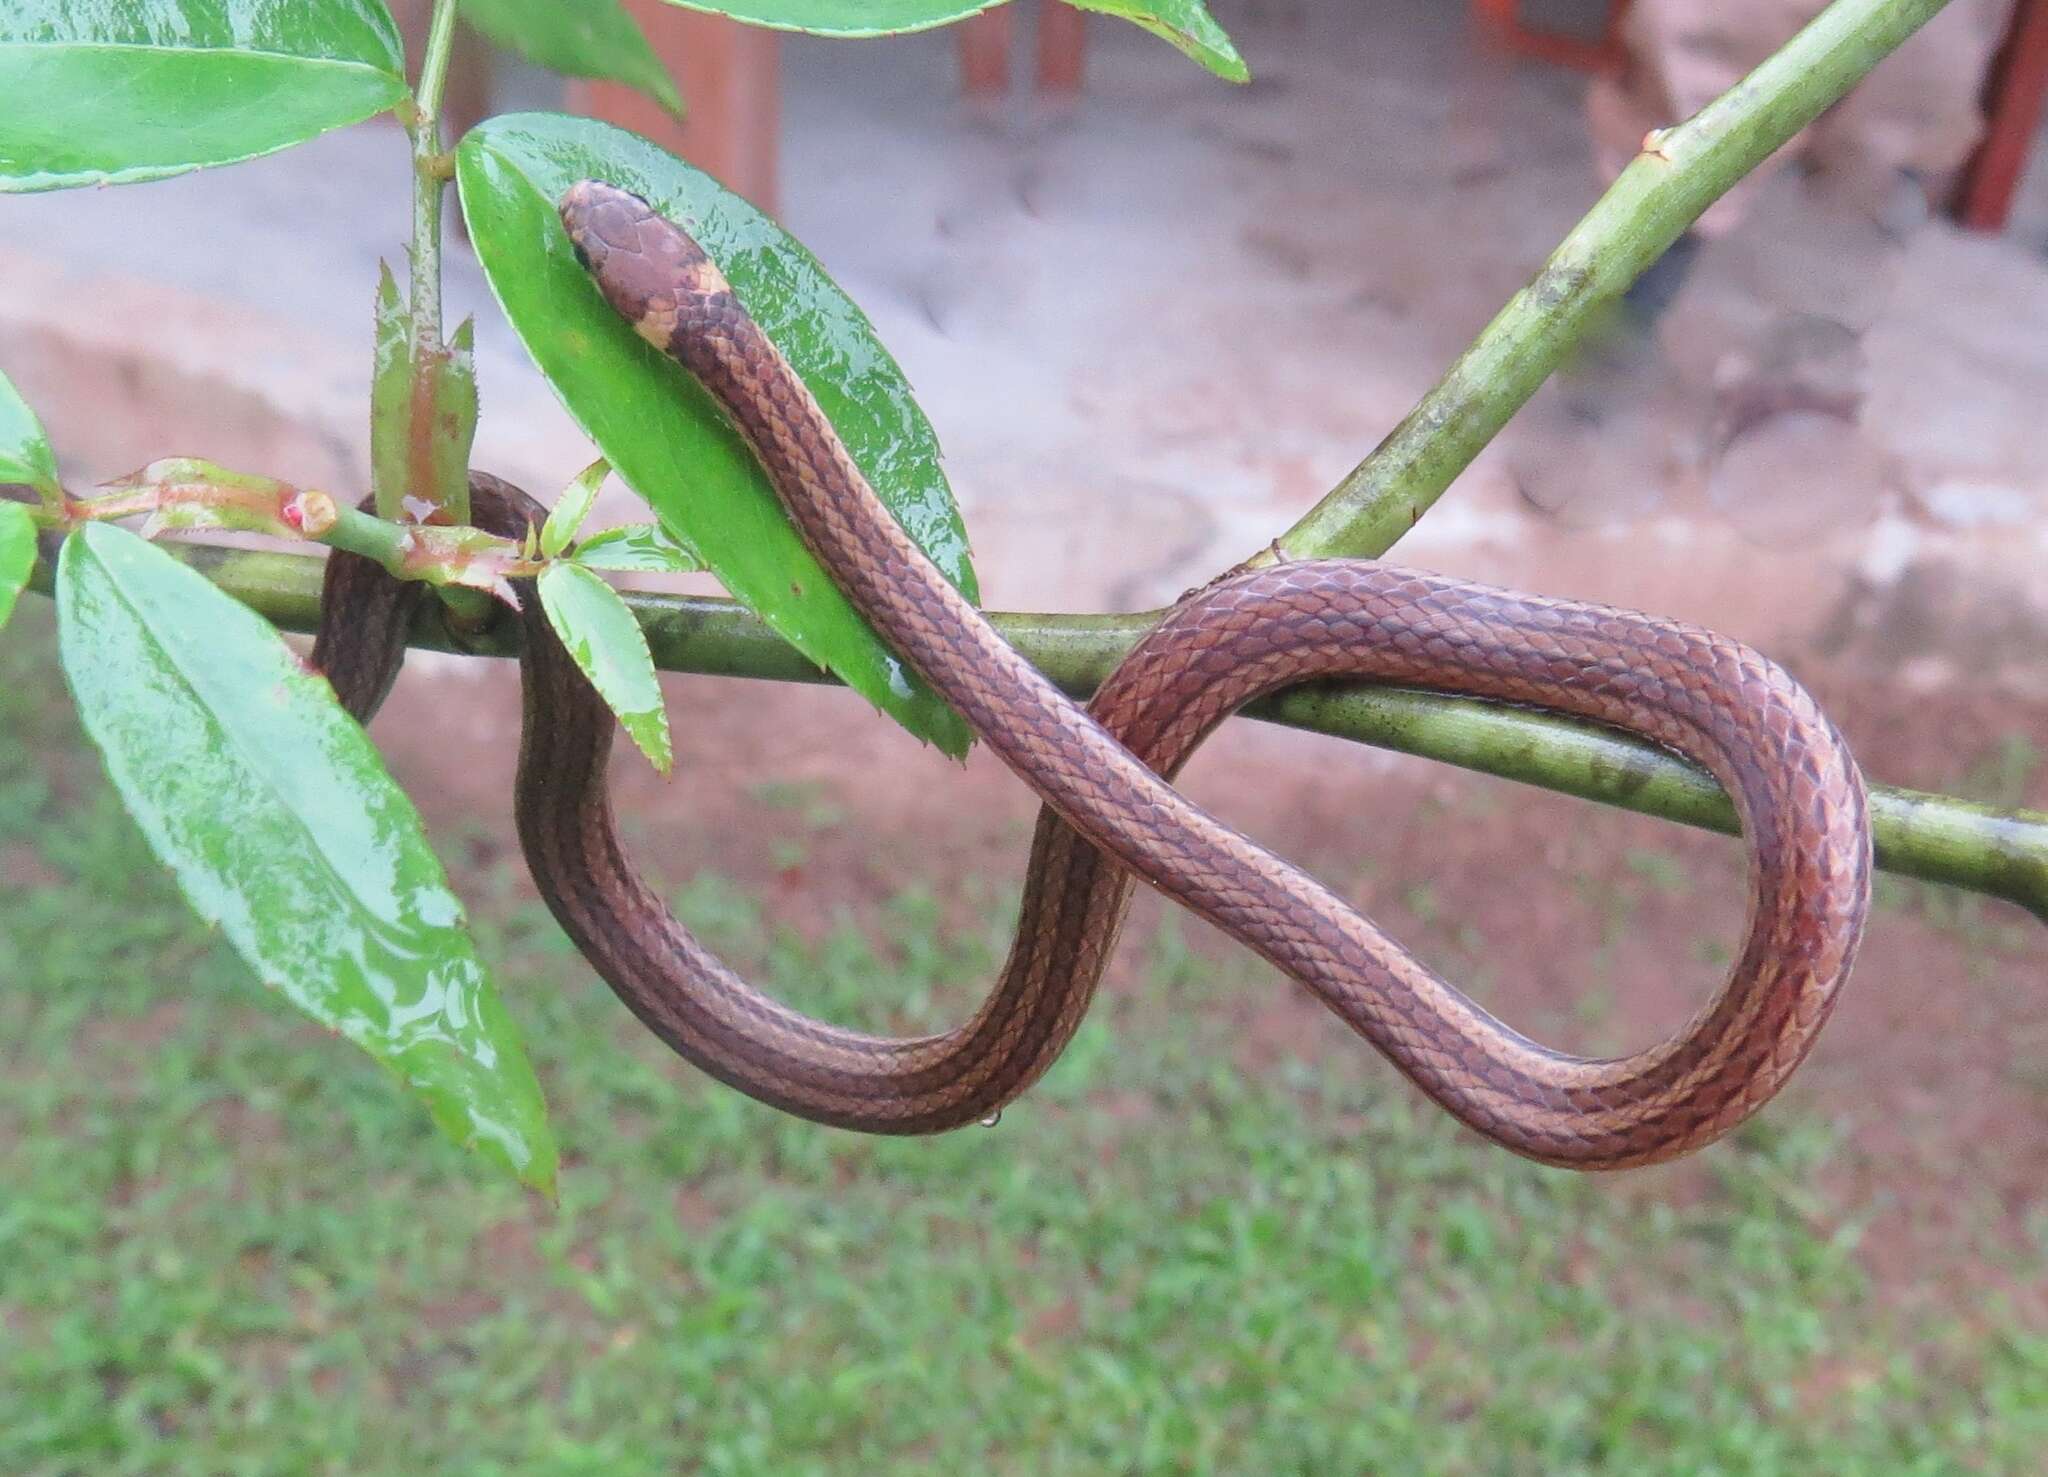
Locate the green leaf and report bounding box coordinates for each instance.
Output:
[371,263,478,525]
[0,0,408,193]
[0,366,60,497]
[571,522,701,573]
[463,0,684,118]
[427,317,480,526]
[457,113,977,757]
[370,262,410,522]
[541,458,612,559]
[0,501,33,632]
[660,1,1245,82]
[55,523,556,1194]
[662,0,1002,33]
[1065,0,1246,81]
[537,562,673,774]
[105,456,317,541]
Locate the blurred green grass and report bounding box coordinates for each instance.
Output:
[2,604,2042,1475]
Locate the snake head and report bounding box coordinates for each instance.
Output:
[558,179,733,356]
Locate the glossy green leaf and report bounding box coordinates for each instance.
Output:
[463,0,683,117]
[105,456,313,541]
[427,317,480,527]
[0,501,33,632]
[0,0,408,193]
[457,113,977,756]
[662,1,1245,81]
[0,366,60,497]
[541,458,611,559]
[538,562,673,773]
[662,0,999,32]
[55,523,556,1193]
[571,522,701,573]
[1067,0,1245,81]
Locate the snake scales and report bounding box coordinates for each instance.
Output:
[314,180,1872,1170]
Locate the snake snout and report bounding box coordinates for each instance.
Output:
[557,179,657,266]
[559,180,737,356]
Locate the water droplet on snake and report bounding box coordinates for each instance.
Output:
[979,1110,1002,1128]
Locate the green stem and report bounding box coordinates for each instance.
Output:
[405,18,452,358]
[413,0,461,124]
[1255,0,1956,566]
[401,0,468,530]
[323,503,504,625]
[22,546,2043,925]
[324,498,412,566]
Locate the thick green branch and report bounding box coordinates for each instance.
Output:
[1259,0,1957,565]
[25,544,2043,925]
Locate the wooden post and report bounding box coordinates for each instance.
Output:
[1955,0,2048,231]
[566,0,782,215]
[1036,3,1088,94]
[958,7,1015,96]
[1472,0,1631,75]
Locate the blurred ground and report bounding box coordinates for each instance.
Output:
[1,606,2043,1471]
[1,0,2045,1467]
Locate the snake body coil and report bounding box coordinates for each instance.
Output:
[317,181,1872,1170]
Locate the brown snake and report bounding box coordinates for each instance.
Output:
[316,179,1872,1170]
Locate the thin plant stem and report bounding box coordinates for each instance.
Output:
[408,0,461,344]
[401,0,469,528]
[23,543,2044,925]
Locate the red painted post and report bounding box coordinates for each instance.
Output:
[1956,0,2048,231]
[1472,0,1631,75]
[958,8,1015,96]
[566,0,782,215]
[1036,3,1088,94]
